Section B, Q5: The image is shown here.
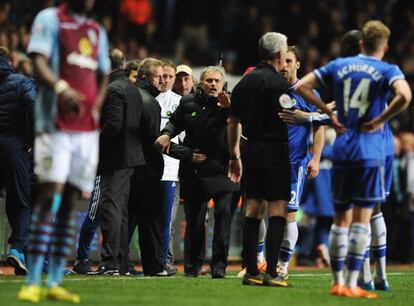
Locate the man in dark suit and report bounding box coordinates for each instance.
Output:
[98,48,146,275]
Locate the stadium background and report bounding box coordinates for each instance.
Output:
[1,0,414,265]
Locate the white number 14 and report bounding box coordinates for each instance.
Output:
[343,77,371,116]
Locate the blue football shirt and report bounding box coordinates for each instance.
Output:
[314,54,404,164]
[287,87,318,164]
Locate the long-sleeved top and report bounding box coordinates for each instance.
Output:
[0,55,36,152]
[136,78,165,179]
[97,69,145,174]
[161,89,239,197]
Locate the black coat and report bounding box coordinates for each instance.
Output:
[97,70,145,174]
[135,78,164,180]
[161,89,239,199]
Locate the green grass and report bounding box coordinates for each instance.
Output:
[1,269,414,306]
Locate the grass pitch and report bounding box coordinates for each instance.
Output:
[1,269,414,306]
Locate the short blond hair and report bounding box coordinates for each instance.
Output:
[362,20,390,53]
[138,57,163,78]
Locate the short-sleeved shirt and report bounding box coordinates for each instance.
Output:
[28,6,110,133]
[314,54,404,165]
[230,62,290,142]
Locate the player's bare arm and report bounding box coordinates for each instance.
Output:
[32,53,85,115]
[227,116,242,183]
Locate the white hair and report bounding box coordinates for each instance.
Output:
[200,66,225,82]
[258,32,288,60]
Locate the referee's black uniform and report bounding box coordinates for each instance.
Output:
[230,62,291,277]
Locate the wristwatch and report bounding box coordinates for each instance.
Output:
[230,155,241,160]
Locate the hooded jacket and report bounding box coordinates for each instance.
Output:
[0,55,36,150]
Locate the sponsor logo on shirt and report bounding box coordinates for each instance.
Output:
[65,37,97,70]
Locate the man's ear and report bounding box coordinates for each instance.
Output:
[141,74,147,80]
[296,61,301,70]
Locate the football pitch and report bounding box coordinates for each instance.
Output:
[1,268,413,306]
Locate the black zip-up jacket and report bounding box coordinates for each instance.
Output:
[136,78,165,179]
[161,89,239,196]
[97,69,145,174]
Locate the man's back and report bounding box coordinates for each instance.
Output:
[315,54,404,162]
[98,70,145,174]
[231,63,289,142]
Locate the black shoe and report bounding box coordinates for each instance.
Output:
[184,265,199,277]
[242,273,263,286]
[72,260,92,275]
[211,268,225,279]
[89,266,120,276]
[164,263,178,276]
[262,273,289,287]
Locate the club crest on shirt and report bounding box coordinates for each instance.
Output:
[43,156,53,171]
[279,94,293,109]
[79,37,93,56]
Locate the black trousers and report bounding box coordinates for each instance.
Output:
[128,172,164,275]
[0,141,32,252]
[183,200,206,272]
[185,190,233,271]
[99,167,134,270]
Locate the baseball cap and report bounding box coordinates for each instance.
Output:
[176,64,193,76]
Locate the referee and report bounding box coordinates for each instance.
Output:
[228,32,291,287]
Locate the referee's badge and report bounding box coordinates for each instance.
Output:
[279,94,293,109]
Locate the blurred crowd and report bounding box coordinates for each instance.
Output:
[1,0,414,127]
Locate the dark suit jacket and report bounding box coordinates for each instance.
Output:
[97,70,145,174]
[135,79,164,180]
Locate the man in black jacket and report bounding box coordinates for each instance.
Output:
[155,66,239,278]
[228,33,291,287]
[128,57,169,276]
[98,48,146,275]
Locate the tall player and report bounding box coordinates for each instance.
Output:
[18,0,109,303]
[296,20,411,298]
[342,31,395,292]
